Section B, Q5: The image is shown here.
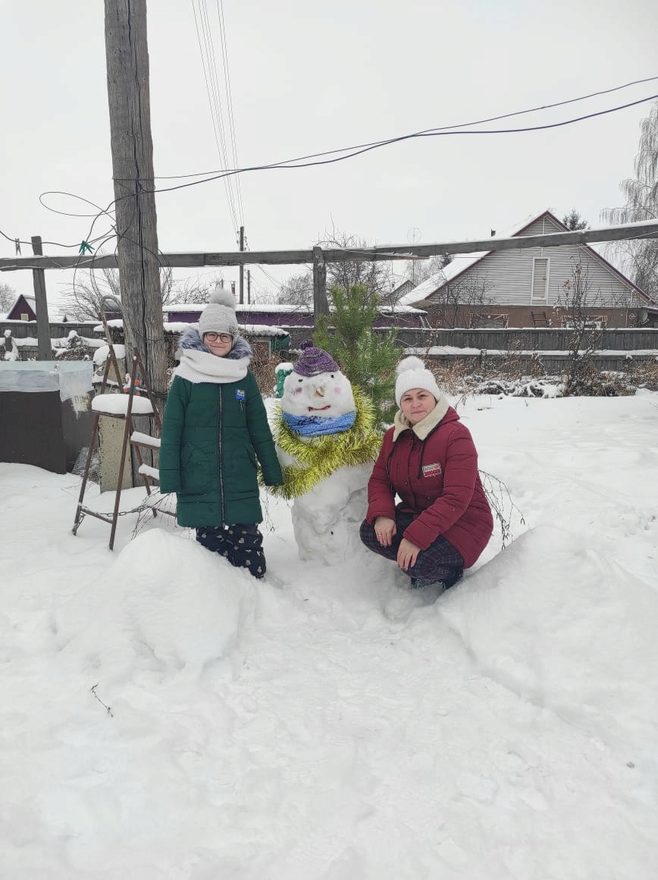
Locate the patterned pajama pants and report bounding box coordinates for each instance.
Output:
[196,524,267,579]
[360,510,464,591]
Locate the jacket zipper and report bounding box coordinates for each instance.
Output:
[417,436,426,478]
[217,386,225,523]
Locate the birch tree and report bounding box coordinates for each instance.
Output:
[603,101,658,298]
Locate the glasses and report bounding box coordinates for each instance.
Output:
[204,332,232,343]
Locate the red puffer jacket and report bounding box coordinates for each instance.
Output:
[366,407,493,567]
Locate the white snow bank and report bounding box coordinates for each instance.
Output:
[91,393,154,415]
[2,393,658,877]
[54,530,246,685]
[93,343,126,365]
[439,525,658,754]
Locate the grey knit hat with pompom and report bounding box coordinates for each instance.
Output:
[198,286,239,338]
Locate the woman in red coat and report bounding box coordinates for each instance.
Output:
[360,356,493,591]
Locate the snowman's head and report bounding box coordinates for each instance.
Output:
[281,344,355,419]
[282,368,355,418]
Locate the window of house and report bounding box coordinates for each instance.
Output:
[531,258,549,303]
[20,313,29,321]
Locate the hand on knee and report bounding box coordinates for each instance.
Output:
[396,537,421,571]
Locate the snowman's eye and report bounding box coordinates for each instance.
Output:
[330,374,334,379]
[298,378,303,383]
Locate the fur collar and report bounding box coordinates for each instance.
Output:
[174,328,252,384]
[392,394,451,441]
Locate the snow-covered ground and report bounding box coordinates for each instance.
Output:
[1,392,657,879]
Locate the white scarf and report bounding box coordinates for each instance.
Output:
[174,349,249,385]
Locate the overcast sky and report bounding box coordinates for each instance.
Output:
[1,0,657,309]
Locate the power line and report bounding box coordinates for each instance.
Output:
[257,265,282,288]
[141,91,658,196]
[215,0,244,224]
[190,0,241,231]
[1,193,115,250]
[133,75,658,181]
[6,82,657,256]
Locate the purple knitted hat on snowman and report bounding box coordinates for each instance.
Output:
[293,341,340,377]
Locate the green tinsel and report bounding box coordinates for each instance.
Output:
[268,385,382,499]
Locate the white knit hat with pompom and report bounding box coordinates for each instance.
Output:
[394,355,442,405]
[198,286,239,338]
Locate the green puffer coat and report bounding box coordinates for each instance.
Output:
[159,371,283,527]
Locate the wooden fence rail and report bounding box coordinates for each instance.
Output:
[2,219,657,360]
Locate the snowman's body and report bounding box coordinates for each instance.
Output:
[274,351,380,564]
[287,456,372,564]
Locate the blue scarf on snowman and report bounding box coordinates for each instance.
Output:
[283,409,356,437]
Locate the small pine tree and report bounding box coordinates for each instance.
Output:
[314,284,399,428]
[561,209,589,231]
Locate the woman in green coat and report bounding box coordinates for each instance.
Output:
[159,288,283,578]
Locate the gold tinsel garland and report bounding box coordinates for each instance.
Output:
[268,385,382,499]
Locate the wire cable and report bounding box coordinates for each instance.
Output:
[191,0,241,231]
[5,80,656,257]
[142,91,658,196]
[133,75,658,181]
[216,0,244,224]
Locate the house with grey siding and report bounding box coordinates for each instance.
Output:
[400,210,653,328]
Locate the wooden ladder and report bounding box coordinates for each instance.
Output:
[72,349,170,550]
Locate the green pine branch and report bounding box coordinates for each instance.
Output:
[314,284,399,429]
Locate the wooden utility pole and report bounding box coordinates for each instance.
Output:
[238,226,245,304]
[104,0,166,397]
[30,236,51,360]
[312,246,329,326]
[247,269,251,304]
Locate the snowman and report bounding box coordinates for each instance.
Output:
[270,343,381,564]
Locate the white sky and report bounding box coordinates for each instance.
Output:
[1,0,657,309]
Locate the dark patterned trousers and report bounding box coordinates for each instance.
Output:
[360,510,464,590]
[196,524,267,579]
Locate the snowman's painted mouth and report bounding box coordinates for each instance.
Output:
[308,405,331,412]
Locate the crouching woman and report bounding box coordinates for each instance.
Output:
[360,356,493,591]
[159,288,283,579]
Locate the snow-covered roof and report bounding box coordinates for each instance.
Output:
[167,301,426,315]
[238,323,289,337]
[399,255,488,306]
[94,319,289,337]
[165,303,208,313]
[167,302,304,314]
[379,304,426,315]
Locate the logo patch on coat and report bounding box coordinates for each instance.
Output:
[235,388,246,401]
[421,462,442,477]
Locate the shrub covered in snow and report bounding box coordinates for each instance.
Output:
[431,357,651,398]
[54,330,90,361]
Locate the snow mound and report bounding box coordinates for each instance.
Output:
[55,530,248,686]
[438,525,658,753]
